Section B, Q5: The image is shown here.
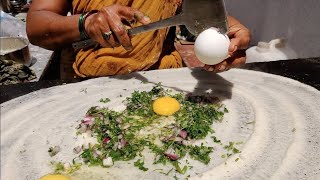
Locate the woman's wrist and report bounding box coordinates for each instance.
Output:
[78,10,98,40]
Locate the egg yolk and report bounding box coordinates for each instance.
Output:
[39,174,71,180]
[153,97,180,116]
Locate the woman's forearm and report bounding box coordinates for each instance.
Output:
[26,11,81,50]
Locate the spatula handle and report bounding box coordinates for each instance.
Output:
[72,15,183,50]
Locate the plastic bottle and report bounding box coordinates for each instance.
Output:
[246,39,298,63]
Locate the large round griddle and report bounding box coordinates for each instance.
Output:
[1,68,320,180]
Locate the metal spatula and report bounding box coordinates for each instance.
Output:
[72,0,229,50]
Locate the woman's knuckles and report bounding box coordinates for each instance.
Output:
[95,15,105,24]
[113,27,126,37]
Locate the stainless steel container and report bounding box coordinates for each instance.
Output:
[10,0,27,13]
[0,37,31,66]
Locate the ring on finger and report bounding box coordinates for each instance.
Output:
[103,31,113,40]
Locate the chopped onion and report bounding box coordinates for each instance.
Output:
[82,143,89,149]
[123,124,131,130]
[73,157,82,164]
[78,124,87,134]
[103,157,113,167]
[64,163,71,170]
[117,139,127,149]
[93,150,102,158]
[82,120,93,125]
[164,148,179,161]
[113,142,119,150]
[82,116,94,125]
[86,130,93,136]
[96,150,102,156]
[73,146,82,154]
[165,154,179,161]
[84,116,92,121]
[121,139,127,146]
[116,117,123,124]
[180,130,187,139]
[174,137,184,142]
[182,140,190,146]
[48,146,60,157]
[103,137,111,144]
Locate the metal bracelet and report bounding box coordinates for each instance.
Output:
[78,10,98,40]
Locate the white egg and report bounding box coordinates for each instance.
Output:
[194,28,230,65]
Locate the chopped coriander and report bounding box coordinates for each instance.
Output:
[134,159,148,171]
[221,154,226,158]
[172,161,188,174]
[160,168,174,176]
[236,142,243,145]
[246,121,255,125]
[223,142,241,154]
[80,148,102,166]
[52,161,81,174]
[211,136,221,143]
[52,161,65,172]
[100,98,111,103]
[173,175,178,180]
[233,147,241,154]
[224,142,235,151]
[189,144,213,164]
[235,158,240,162]
[292,128,296,132]
[154,169,164,172]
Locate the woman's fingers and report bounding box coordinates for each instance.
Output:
[225,50,247,69]
[84,12,115,48]
[95,14,116,48]
[117,5,151,25]
[84,4,151,50]
[107,15,132,51]
[228,27,251,51]
[97,4,151,51]
[203,61,228,72]
[204,50,246,73]
[85,14,110,48]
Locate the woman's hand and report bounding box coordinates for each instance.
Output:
[204,16,251,72]
[84,4,151,51]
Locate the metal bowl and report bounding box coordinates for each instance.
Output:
[0,37,31,66]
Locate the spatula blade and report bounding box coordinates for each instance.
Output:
[183,0,229,36]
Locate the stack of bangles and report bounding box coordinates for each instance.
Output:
[78,10,98,40]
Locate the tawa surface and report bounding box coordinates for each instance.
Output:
[1,68,320,180]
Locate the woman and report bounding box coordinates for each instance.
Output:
[26,0,250,78]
